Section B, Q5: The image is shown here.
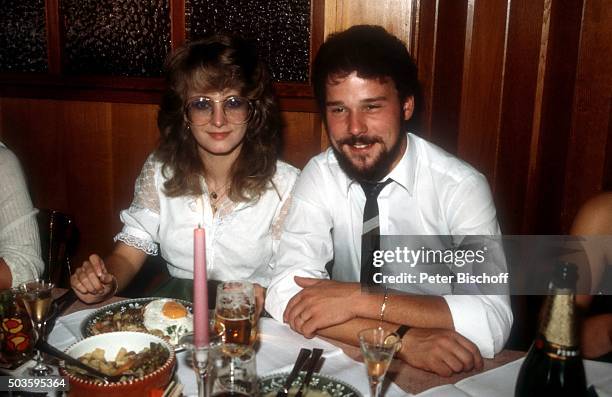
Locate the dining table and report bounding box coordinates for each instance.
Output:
[5,289,612,396]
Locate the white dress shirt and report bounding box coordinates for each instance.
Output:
[115,154,299,286]
[266,133,513,358]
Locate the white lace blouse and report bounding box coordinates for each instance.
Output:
[115,154,299,286]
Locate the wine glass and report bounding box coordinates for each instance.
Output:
[19,279,54,376]
[358,327,400,397]
[214,281,256,346]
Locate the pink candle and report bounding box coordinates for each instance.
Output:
[193,226,210,346]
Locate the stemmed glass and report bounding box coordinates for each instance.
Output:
[19,279,54,376]
[214,281,256,346]
[358,327,400,397]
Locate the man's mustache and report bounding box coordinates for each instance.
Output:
[336,135,383,146]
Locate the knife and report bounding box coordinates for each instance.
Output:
[277,348,311,397]
[295,348,324,397]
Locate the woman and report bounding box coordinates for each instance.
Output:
[70,34,299,308]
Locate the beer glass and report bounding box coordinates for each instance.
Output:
[214,281,256,346]
[19,279,54,376]
[209,344,257,397]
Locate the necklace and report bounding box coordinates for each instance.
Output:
[208,182,230,213]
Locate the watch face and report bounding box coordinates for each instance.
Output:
[383,333,402,352]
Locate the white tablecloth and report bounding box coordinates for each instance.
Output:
[46,309,407,396]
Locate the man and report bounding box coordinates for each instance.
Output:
[265,25,512,376]
[0,142,44,288]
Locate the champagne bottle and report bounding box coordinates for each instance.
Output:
[514,262,587,397]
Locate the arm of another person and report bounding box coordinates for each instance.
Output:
[0,147,44,288]
[571,192,612,358]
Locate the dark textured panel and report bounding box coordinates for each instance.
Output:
[0,0,48,73]
[186,0,311,83]
[63,0,170,77]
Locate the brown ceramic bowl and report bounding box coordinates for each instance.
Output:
[59,331,175,397]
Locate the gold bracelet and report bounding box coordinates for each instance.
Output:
[379,288,388,323]
[106,275,119,298]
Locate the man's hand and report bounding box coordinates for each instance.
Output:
[283,277,360,338]
[71,254,117,304]
[397,328,483,377]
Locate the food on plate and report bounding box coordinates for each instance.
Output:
[88,299,193,345]
[67,342,169,383]
[143,299,193,344]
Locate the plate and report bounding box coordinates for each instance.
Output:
[80,297,193,350]
[259,372,362,397]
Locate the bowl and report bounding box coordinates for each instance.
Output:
[59,331,175,397]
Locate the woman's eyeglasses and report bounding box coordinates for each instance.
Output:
[185,96,253,126]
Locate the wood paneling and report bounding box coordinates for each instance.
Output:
[495,0,547,233]
[280,112,323,169]
[457,0,508,183]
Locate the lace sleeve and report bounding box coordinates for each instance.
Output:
[113,155,160,255]
[131,155,160,214]
[270,196,293,240]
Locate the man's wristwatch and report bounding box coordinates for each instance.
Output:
[385,325,410,351]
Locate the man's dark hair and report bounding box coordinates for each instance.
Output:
[312,25,420,125]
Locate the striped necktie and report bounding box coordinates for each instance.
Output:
[360,179,392,285]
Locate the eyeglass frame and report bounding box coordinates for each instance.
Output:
[184,95,254,126]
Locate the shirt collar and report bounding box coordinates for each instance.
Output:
[341,132,417,196]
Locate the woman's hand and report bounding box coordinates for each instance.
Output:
[71,254,117,304]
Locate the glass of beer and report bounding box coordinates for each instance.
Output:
[214,281,256,346]
[19,279,54,376]
[358,327,400,397]
[209,343,257,397]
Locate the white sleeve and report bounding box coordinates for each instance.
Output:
[265,162,333,321]
[114,154,160,255]
[444,173,513,357]
[0,148,44,286]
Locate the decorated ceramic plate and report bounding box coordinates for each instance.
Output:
[259,372,362,397]
[80,297,193,349]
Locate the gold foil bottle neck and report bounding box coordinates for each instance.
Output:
[539,289,578,347]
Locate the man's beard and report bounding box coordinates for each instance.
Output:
[332,133,405,182]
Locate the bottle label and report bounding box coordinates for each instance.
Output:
[535,337,580,360]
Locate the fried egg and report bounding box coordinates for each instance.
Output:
[143,299,193,344]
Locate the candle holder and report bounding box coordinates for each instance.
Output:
[179,321,224,397]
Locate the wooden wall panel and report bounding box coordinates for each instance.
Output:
[110,103,160,235]
[280,112,322,169]
[527,0,583,233]
[325,0,414,41]
[495,0,548,233]
[0,98,66,210]
[427,0,468,153]
[61,102,114,260]
[457,0,509,183]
